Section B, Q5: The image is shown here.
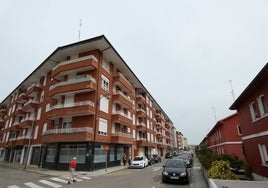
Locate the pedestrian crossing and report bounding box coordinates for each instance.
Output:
[7,176,92,188]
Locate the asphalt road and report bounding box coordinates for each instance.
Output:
[1,154,208,188]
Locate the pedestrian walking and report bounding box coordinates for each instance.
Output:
[67,157,77,184]
[123,153,127,166]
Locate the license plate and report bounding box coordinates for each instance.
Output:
[170,176,179,179]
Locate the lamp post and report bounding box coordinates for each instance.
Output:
[23,110,35,169]
[91,94,111,171]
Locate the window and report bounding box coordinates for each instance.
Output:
[258,144,268,166]
[101,75,109,91]
[249,102,259,121]
[46,145,57,162]
[98,118,107,136]
[237,125,242,135]
[34,125,39,139]
[62,122,72,129]
[94,145,107,163]
[59,144,86,163]
[109,145,115,161]
[40,91,44,103]
[257,95,268,117]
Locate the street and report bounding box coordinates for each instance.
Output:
[0,154,208,188]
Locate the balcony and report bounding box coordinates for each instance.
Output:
[14,106,25,116]
[136,108,146,117]
[17,93,29,103]
[49,75,96,97]
[111,132,133,144]
[112,91,133,108]
[112,110,132,125]
[42,127,93,143]
[136,94,146,105]
[51,55,98,79]
[157,142,165,149]
[19,117,34,128]
[136,123,147,132]
[22,99,38,112]
[12,135,31,146]
[46,100,95,118]
[136,138,149,146]
[147,141,157,148]
[26,83,41,97]
[0,109,7,116]
[113,73,133,91]
[0,120,4,127]
[156,131,163,138]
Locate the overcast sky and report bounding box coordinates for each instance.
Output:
[1,0,268,145]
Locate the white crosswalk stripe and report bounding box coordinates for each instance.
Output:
[7,176,91,188]
[38,180,62,188]
[24,182,43,188]
[80,176,91,180]
[50,177,68,184]
[75,178,83,182]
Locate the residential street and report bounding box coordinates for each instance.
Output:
[1,154,208,188]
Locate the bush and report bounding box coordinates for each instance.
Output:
[207,160,238,180]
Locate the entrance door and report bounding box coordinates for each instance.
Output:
[31,147,41,166]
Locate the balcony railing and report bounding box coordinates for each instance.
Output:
[49,75,96,91]
[26,83,41,92]
[112,132,133,138]
[43,127,93,135]
[52,55,98,71]
[47,100,94,111]
[112,110,132,120]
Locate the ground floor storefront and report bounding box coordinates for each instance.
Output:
[0,145,43,167]
[42,142,131,171]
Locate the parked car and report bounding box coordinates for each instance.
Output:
[178,154,192,168]
[147,155,155,165]
[165,152,173,159]
[152,154,162,163]
[129,156,148,168]
[162,159,190,184]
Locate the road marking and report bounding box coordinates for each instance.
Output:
[8,186,20,188]
[24,182,44,188]
[50,177,68,183]
[38,180,62,188]
[152,167,162,171]
[80,176,91,180]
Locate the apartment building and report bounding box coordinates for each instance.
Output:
[176,131,184,150]
[0,35,175,171]
[230,63,268,180]
[201,113,244,160]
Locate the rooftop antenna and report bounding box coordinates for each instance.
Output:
[212,106,217,123]
[229,80,235,101]
[78,19,82,41]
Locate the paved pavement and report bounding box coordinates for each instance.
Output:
[0,161,128,178]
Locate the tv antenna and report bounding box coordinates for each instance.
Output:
[212,106,217,123]
[229,80,235,101]
[78,19,82,41]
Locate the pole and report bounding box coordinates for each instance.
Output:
[91,94,111,171]
[23,110,35,169]
[105,151,108,172]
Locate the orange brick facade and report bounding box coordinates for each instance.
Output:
[0,35,176,171]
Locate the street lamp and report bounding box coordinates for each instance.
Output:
[91,94,111,171]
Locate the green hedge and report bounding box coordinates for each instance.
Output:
[196,145,252,180]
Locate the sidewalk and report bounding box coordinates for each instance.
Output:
[0,161,128,178]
